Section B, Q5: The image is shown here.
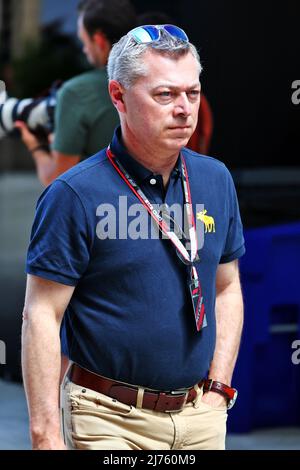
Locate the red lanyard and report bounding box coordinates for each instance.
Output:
[106,146,206,331]
[106,147,198,265]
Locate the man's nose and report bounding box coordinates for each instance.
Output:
[174,93,192,117]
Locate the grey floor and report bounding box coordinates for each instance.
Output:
[0,379,300,450]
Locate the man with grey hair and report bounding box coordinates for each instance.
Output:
[22,25,245,450]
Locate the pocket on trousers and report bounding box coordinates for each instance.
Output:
[192,388,227,412]
[197,399,228,412]
[70,383,136,417]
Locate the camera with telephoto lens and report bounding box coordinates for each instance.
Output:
[0,81,61,144]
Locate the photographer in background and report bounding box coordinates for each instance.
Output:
[15,0,136,187]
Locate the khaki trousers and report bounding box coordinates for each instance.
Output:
[60,376,228,450]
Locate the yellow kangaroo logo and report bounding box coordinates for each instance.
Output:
[196,210,215,233]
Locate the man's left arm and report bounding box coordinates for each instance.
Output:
[202,259,243,406]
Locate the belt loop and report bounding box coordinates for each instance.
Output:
[193,383,202,402]
[183,391,189,407]
[136,387,145,409]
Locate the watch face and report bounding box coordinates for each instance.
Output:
[227,389,238,409]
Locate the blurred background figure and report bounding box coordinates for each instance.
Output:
[13,0,136,186]
[137,11,214,155]
[13,0,136,381]
[0,0,137,382]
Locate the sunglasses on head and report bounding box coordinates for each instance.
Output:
[128,24,189,45]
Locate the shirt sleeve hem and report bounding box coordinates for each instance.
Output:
[219,244,246,264]
[51,143,83,156]
[26,266,78,286]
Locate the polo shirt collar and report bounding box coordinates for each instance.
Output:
[109,126,183,183]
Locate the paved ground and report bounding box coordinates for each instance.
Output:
[0,379,300,450]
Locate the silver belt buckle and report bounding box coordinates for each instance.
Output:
[164,389,189,413]
[170,389,189,396]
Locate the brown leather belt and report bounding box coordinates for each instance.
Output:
[68,364,201,413]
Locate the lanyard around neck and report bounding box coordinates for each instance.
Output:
[106,147,199,266]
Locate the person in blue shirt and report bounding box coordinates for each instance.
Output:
[21,24,245,450]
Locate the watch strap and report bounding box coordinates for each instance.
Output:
[202,379,237,404]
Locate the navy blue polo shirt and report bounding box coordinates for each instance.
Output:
[26,127,245,390]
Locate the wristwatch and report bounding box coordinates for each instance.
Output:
[202,379,238,409]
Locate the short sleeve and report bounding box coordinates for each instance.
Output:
[219,170,245,263]
[52,86,87,156]
[26,180,91,285]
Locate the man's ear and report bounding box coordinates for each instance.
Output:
[93,31,107,49]
[109,80,126,113]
